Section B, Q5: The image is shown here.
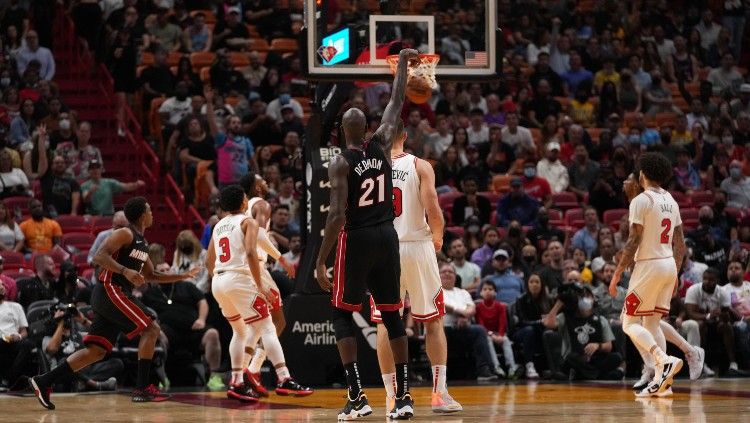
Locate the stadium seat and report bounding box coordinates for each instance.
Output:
[548,209,563,221]
[228,51,250,68]
[670,191,691,208]
[680,208,699,221]
[438,191,462,210]
[564,208,584,225]
[690,191,715,208]
[247,38,270,52]
[189,51,216,70]
[62,232,96,251]
[724,207,744,220]
[189,9,216,24]
[479,191,501,205]
[0,251,24,269]
[57,214,87,233]
[491,175,511,193]
[552,192,578,210]
[270,38,299,53]
[603,209,628,226]
[446,226,465,238]
[6,268,34,281]
[167,52,183,67]
[3,196,31,216]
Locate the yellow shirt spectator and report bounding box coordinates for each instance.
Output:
[594,70,620,91]
[671,129,692,147]
[570,99,596,127]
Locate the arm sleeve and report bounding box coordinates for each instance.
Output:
[257,227,281,261]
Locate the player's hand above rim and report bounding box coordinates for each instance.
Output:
[399,48,420,66]
[315,263,332,292]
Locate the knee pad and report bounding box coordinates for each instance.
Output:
[379,310,406,340]
[332,308,356,340]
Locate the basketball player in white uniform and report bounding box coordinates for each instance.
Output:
[610,153,686,397]
[240,174,311,397]
[206,185,266,402]
[370,134,462,414]
[622,172,705,391]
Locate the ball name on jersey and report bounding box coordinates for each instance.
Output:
[353,158,383,176]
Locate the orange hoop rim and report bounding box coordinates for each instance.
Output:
[385,53,441,75]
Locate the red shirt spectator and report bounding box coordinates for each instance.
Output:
[0,274,16,302]
[475,297,508,337]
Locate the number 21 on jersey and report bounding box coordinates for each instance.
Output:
[358,174,385,206]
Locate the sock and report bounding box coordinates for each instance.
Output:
[210,371,223,379]
[395,362,409,398]
[730,362,739,370]
[382,373,395,398]
[230,369,243,386]
[136,359,152,389]
[344,362,363,398]
[275,365,291,382]
[261,330,286,366]
[432,365,447,394]
[249,347,266,373]
[38,360,74,386]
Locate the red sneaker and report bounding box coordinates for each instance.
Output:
[132,384,170,402]
[227,382,260,402]
[275,378,314,397]
[243,370,269,397]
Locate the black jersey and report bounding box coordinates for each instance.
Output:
[341,140,394,231]
[100,225,150,292]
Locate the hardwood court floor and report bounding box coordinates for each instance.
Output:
[5,379,750,422]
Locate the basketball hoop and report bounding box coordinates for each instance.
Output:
[386,54,440,104]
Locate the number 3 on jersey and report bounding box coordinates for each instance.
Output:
[392,187,402,217]
[218,237,231,262]
[359,174,385,206]
[660,218,671,244]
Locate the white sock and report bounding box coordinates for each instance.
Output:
[660,320,693,354]
[230,369,244,386]
[261,327,286,366]
[275,366,291,382]
[248,346,266,373]
[730,362,739,370]
[382,373,395,397]
[432,365,447,394]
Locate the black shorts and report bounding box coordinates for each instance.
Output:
[332,222,401,312]
[83,282,155,353]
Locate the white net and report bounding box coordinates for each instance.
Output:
[387,54,440,89]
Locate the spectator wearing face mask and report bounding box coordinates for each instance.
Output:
[482,249,524,304]
[497,177,539,227]
[721,160,750,209]
[520,161,552,208]
[171,230,209,293]
[471,226,501,269]
[543,286,624,380]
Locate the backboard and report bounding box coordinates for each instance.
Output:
[303,0,500,82]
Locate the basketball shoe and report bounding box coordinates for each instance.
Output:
[338,391,373,421]
[431,390,463,413]
[132,384,170,402]
[387,392,414,420]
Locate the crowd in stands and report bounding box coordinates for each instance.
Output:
[2,0,750,391]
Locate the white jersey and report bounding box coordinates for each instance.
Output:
[247,197,270,263]
[212,213,252,275]
[392,153,431,242]
[628,187,682,262]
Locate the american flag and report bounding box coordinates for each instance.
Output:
[465,51,487,66]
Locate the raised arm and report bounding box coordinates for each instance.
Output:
[315,155,349,292]
[371,48,419,152]
[416,158,444,251]
[203,86,218,138]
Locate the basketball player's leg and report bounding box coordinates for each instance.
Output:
[247,268,286,394]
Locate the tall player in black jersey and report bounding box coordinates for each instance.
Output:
[31,197,200,410]
[316,48,419,420]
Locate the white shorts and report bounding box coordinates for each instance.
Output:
[371,240,445,323]
[260,266,282,311]
[212,271,269,324]
[624,257,677,317]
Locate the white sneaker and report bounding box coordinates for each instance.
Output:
[431,390,463,413]
[654,356,683,395]
[385,396,395,417]
[633,367,655,390]
[508,364,520,378]
[635,381,661,398]
[702,364,715,377]
[687,347,705,380]
[525,362,539,379]
[656,387,673,397]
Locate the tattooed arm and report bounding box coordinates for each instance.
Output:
[609,223,642,297]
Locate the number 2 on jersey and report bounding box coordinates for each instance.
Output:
[359,174,385,206]
[218,237,231,262]
[660,218,671,244]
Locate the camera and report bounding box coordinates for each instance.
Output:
[557,282,585,315]
[52,303,79,323]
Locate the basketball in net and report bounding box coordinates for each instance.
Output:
[386,54,440,104]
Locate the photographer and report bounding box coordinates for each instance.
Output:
[43,304,122,391]
[0,282,33,390]
[542,283,624,380]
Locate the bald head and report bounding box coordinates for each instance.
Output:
[342,108,367,146]
[113,211,128,229]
